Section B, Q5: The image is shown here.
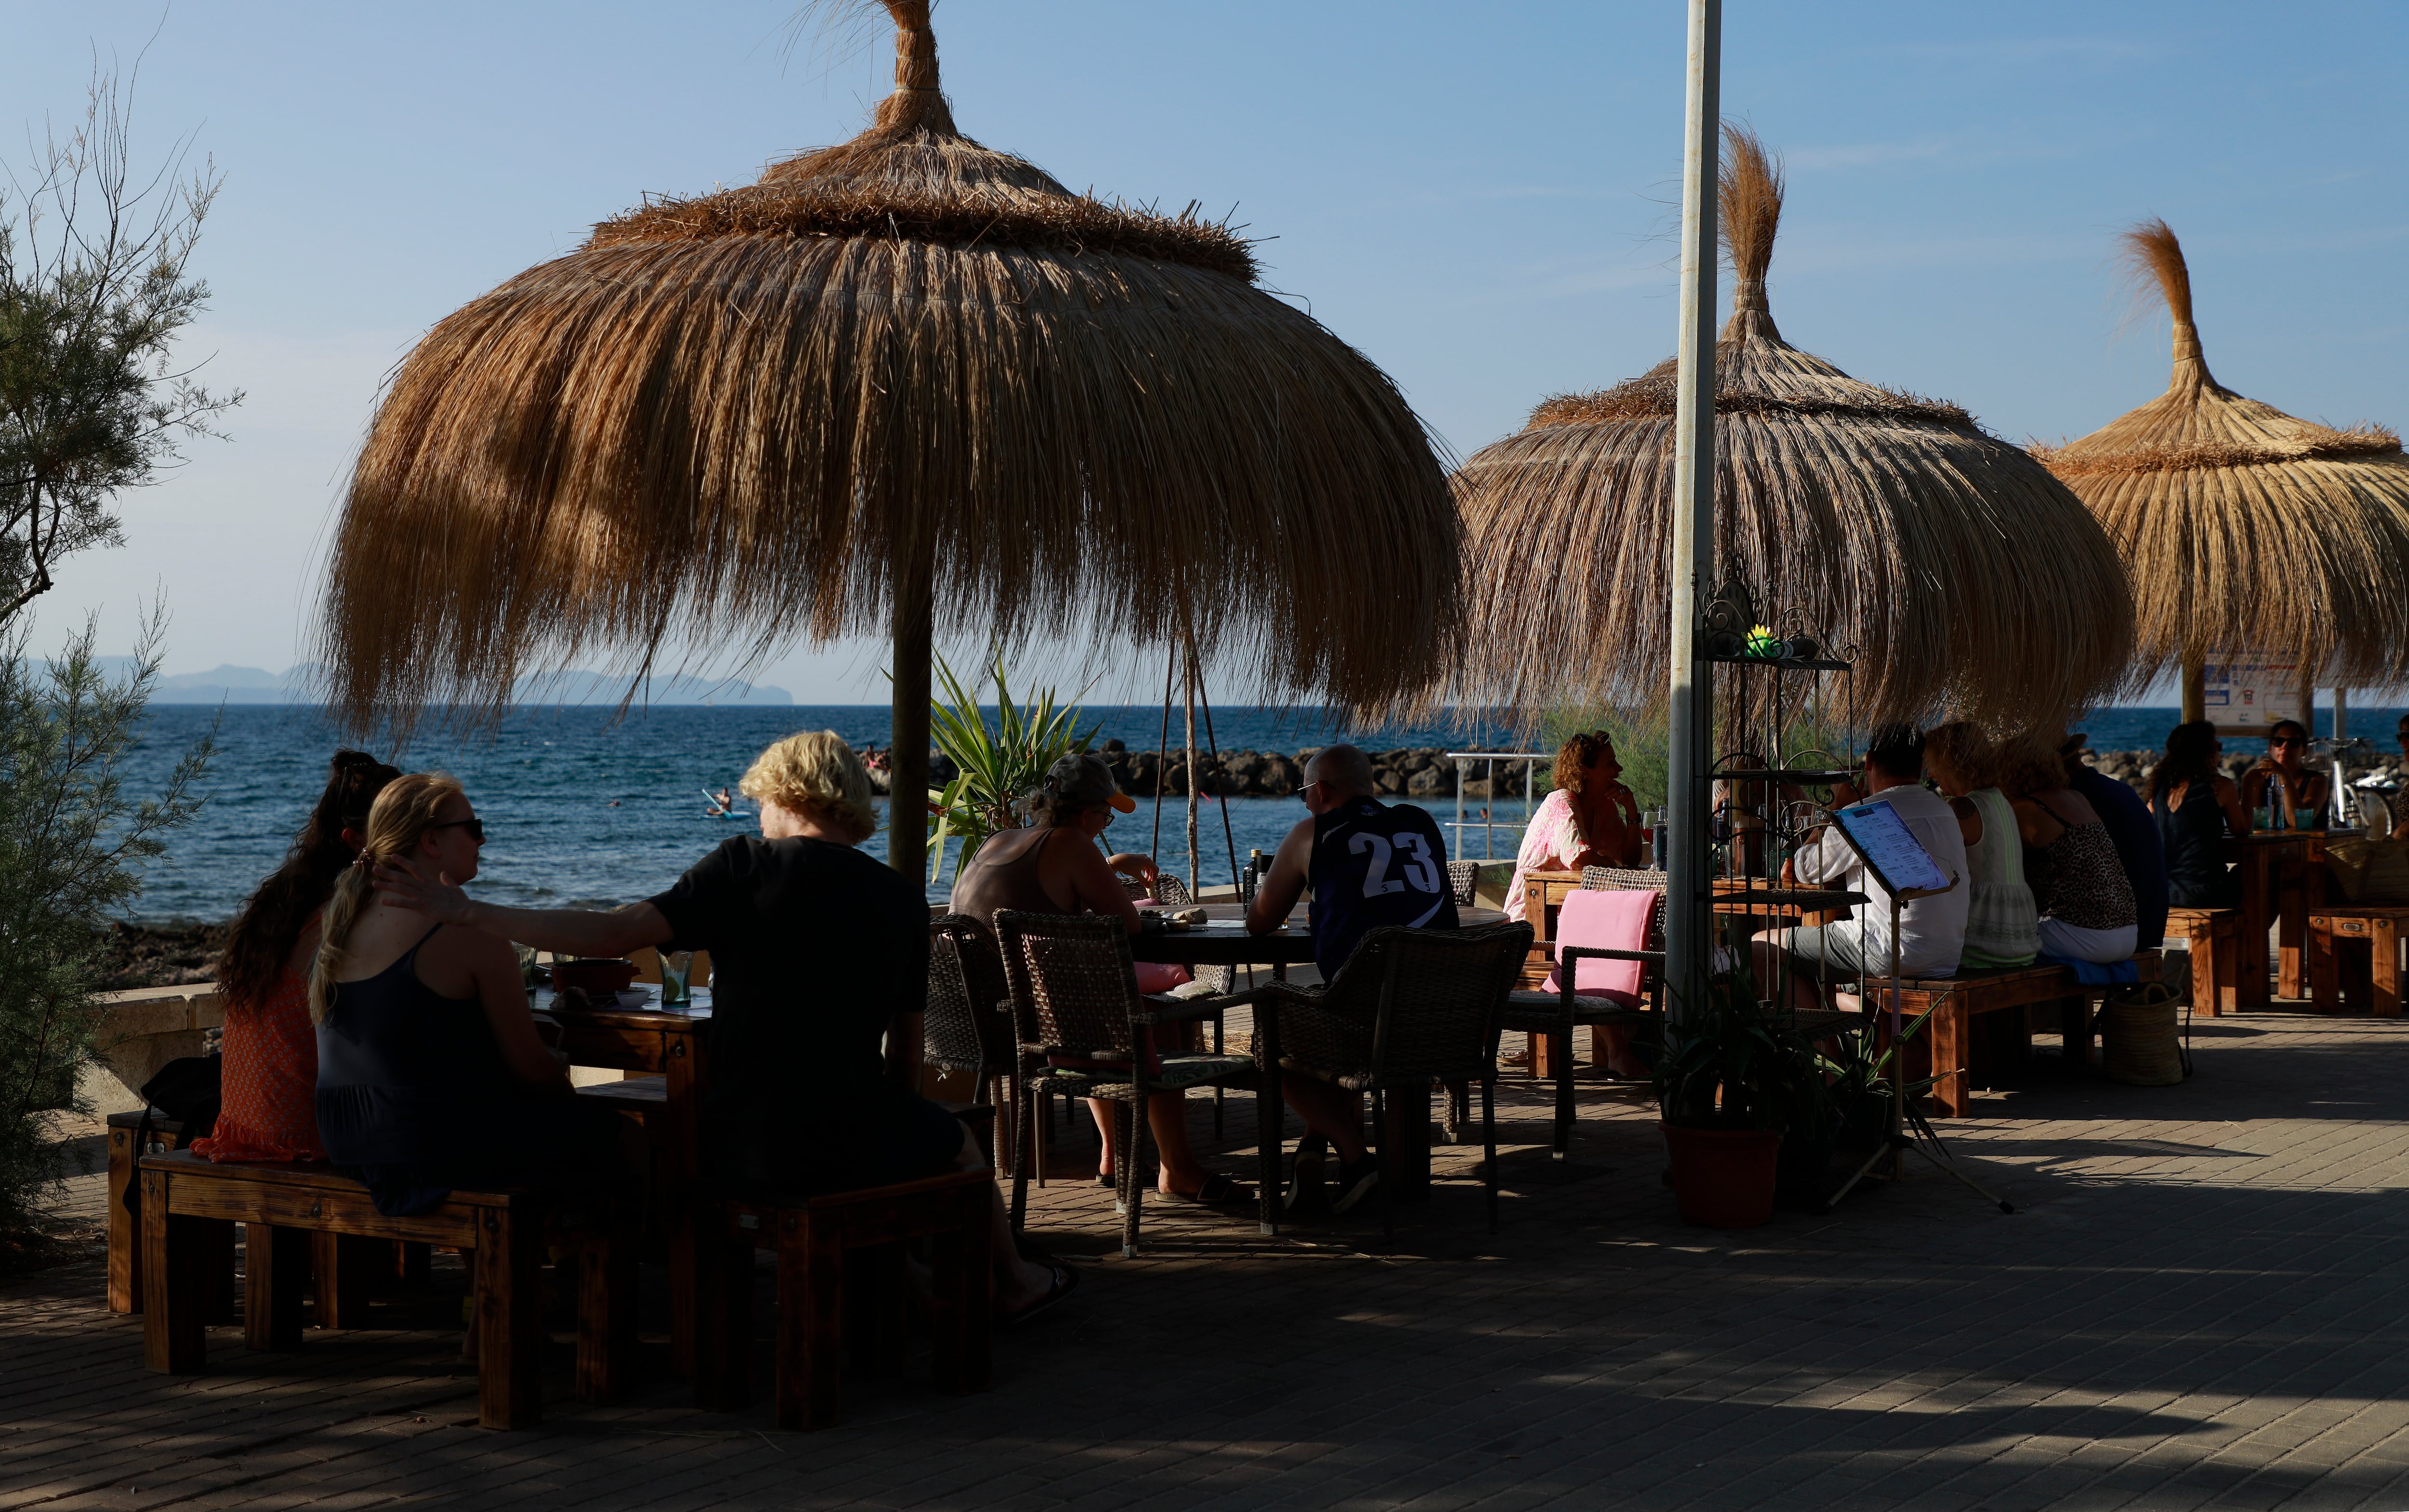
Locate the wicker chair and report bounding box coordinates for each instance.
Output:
[991,911,1277,1257]
[924,914,1027,1175]
[1446,860,1480,908]
[1501,887,1664,1159]
[1229,920,1531,1241]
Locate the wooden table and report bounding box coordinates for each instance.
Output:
[539,985,712,1374]
[1128,903,1506,1203]
[2225,832,2341,1005]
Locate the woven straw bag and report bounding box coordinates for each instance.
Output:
[2100,982,2186,1086]
[2325,836,2409,904]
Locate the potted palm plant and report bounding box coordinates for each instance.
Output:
[923,653,1100,885]
[1654,932,1828,1228]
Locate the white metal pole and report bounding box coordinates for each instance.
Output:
[1664,0,1721,1024]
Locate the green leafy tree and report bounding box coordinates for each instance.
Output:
[0,67,222,1245]
[0,617,209,1236]
[923,653,1098,886]
[0,62,238,618]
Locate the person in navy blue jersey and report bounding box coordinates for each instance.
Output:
[1246,745,1459,1212]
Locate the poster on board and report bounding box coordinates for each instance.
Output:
[2201,655,2301,729]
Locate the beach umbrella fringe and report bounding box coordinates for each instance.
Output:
[1452,124,2136,734]
[2036,218,2409,689]
[314,0,1459,736]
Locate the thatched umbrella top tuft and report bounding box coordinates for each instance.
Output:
[316,0,1457,733]
[2034,220,2409,688]
[1454,125,2134,730]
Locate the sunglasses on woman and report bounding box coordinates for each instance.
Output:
[428,817,486,843]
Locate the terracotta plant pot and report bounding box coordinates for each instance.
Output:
[1660,1121,1781,1229]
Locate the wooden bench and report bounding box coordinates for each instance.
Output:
[139,1151,635,1429]
[2165,907,2241,1016]
[107,1110,216,1315]
[691,1168,994,1430]
[112,1114,431,1319]
[1856,951,2163,1117]
[2308,907,2409,1017]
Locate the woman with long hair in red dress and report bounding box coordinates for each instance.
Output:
[192,751,400,1162]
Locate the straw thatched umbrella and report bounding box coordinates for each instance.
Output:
[2034,220,2409,719]
[314,0,1457,877]
[1455,127,2133,731]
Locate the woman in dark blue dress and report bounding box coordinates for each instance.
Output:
[312,772,623,1215]
[2151,722,2250,910]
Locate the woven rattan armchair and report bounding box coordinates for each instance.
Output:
[924,914,1028,1174]
[1228,920,1531,1241]
[991,910,1277,1257]
[1446,859,1480,908]
[1499,944,1663,1160]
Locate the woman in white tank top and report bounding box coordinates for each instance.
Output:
[1924,723,2039,970]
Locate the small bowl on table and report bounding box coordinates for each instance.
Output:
[549,958,637,1000]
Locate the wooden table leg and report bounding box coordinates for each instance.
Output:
[2237,852,2274,1008]
[2310,917,2341,1012]
[666,1029,705,1381]
[2377,919,2404,1019]
[2278,851,2311,999]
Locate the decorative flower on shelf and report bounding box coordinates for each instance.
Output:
[1744,624,1783,659]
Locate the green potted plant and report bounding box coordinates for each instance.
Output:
[1653,928,1829,1228]
[923,652,1100,885]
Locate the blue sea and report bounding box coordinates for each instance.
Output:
[115,704,1535,920]
[116,702,2400,921]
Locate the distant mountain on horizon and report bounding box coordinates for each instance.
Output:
[88,659,793,707]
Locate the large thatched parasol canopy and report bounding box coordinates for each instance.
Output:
[1454,126,2133,731]
[2034,220,2409,697]
[315,0,1457,871]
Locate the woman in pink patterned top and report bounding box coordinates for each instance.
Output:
[1502,731,1644,924]
[1500,731,1648,1077]
[193,752,399,1162]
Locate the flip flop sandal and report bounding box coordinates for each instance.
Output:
[1165,1171,1255,1206]
[998,1262,1081,1328]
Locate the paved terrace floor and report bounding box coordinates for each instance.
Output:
[8,1011,2409,1512]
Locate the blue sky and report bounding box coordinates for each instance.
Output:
[5,1,2403,704]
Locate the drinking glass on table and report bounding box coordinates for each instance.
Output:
[660,949,695,1007]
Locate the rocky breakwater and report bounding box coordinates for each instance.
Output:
[873,744,1525,801]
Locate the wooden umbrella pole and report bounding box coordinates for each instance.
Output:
[888,571,934,882]
[1185,649,1201,898]
[2180,649,2205,725]
[1191,634,1244,894]
[1151,649,1176,863]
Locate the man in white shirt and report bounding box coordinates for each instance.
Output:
[1758,725,1969,1007]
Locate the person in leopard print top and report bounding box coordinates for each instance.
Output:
[1998,734,2136,966]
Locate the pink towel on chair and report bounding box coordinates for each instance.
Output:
[1539,887,1658,1006]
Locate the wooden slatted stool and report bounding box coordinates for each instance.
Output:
[2308,907,2409,1017]
[691,1168,994,1430]
[138,1151,635,1429]
[2165,907,2241,1015]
